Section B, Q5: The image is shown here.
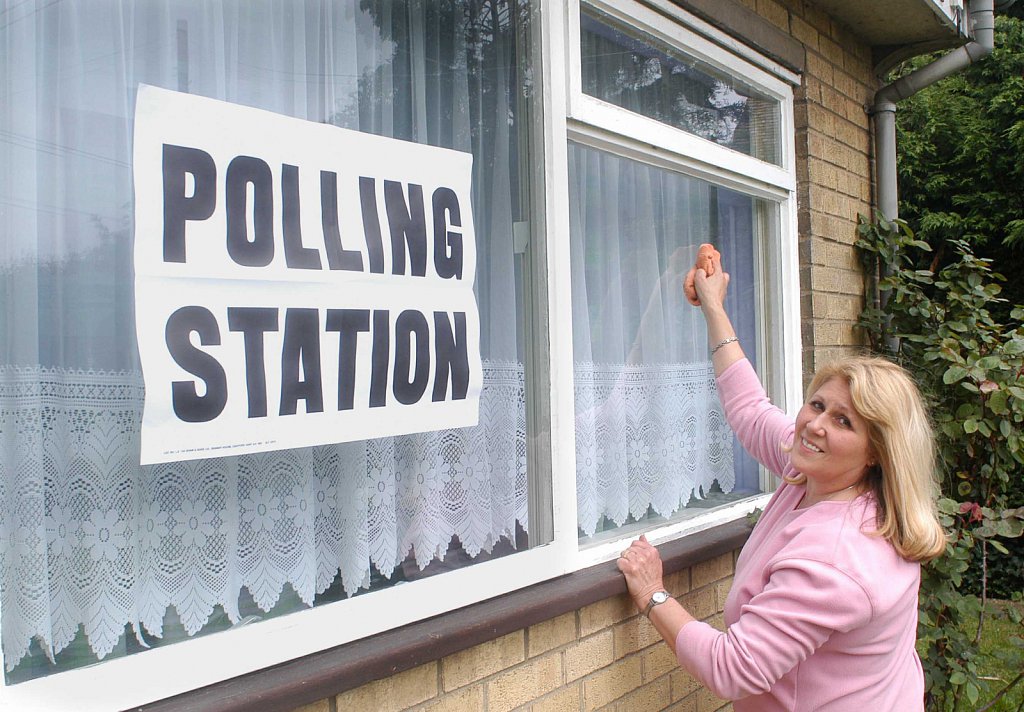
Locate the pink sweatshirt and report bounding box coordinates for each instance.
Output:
[676,359,924,711]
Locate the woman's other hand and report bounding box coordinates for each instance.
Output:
[616,534,667,613]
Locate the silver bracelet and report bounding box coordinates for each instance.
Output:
[711,336,738,355]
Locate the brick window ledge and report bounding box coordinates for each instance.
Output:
[135,518,752,712]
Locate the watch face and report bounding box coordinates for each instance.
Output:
[652,591,670,604]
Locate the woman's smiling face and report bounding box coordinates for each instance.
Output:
[790,377,874,490]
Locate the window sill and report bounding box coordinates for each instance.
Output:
[134,517,752,712]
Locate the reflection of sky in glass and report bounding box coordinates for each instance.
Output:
[580,6,780,165]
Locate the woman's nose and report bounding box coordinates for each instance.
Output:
[808,413,827,433]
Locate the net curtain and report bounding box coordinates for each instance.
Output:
[0,0,528,671]
[569,144,747,537]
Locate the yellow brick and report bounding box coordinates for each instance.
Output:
[809,211,857,243]
[529,612,577,657]
[671,669,701,701]
[806,103,837,137]
[486,653,562,712]
[806,185,846,220]
[715,576,734,613]
[579,595,635,637]
[800,2,833,35]
[808,159,839,192]
[583,656,643,711]
[664,697,698,712]
[708,612,726,631]
[821,86,854,119]
[642,641,679,682]
[811,292,864,322]
[613,673,672,711]
[664,568,690,595]
[756,0,789,31]
[812,346,863,371]
[613,615,662,659]
[809,239,859,270]
[832,69,867,102]
[680,587,717,621]
[807,130,831,159]
[835,119,869,153]
[804,52,835,84]
[837,169,868,200]
[692,553,734,589]
[697,686,729,712]
[818,35,846,68]
[812,319,863,347]
[335,663,437,711]
[808,264,863,295]
[565,629,615,682]
[421,684,484,712]
[531,684,582,712]
[790,15,819,50]
[291,701,330,712]
[441,631,525,691]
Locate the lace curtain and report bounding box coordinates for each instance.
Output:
[569,143,760,537]
[0,361,527,668]
[1,0,532,674]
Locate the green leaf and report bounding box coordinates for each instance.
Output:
[965,682,979,705]
[976,355,1003,370]
[1004,338,1024,355]
[989,390,1009,414]
[963,419,978,434]
[944,365,968,384]
[949,671,967,685]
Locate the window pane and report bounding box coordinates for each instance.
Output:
[569,142,763,540]
[580,4,782,165]
[1,0,536,682]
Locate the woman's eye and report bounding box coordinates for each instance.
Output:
[838,416,851,428]
[810,400,824,411]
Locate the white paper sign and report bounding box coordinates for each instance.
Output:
[133,85,481,465]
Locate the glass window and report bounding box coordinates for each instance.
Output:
[0,0,536,682]
[579,4,782,165]
[569,143,763,540]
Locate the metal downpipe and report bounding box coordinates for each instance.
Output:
[867,0,995,350]
[870,0,996,223]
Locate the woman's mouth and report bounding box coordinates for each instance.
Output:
[801,437,822,453]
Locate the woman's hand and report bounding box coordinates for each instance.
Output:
[693,249,730,316]
[616,534,667,613]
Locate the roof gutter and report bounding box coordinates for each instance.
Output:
[870,0,996,222]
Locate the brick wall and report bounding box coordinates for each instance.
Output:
[739,0,878,376]
[289,552,738,712]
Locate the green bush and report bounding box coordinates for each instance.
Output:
[856,215,1024,711]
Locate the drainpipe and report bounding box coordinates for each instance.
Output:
[871,0,996,223]
[867,0,995,350]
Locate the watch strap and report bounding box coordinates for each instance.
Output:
[642,590,670,618]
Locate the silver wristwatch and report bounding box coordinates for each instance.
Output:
[643,590,671,618]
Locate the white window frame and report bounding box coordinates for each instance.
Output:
[555,0,803,567]
[0,2,801,709]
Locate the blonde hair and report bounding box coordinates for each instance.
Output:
[786,356,946,562]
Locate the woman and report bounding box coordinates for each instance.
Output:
[617,250,946,710]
